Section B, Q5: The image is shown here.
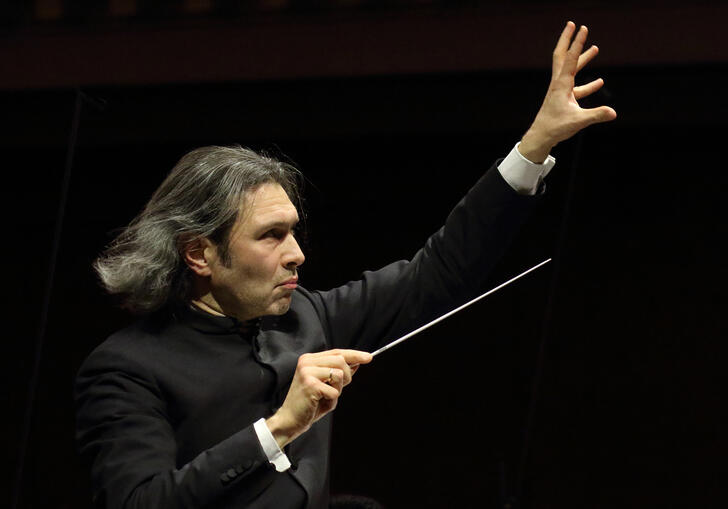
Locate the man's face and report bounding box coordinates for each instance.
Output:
[203,182,304,321]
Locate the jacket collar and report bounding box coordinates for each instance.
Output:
[174,303,262,337]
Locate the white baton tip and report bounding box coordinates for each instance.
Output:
[370,258,551,357]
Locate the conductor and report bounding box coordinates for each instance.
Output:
[75,22,616,509]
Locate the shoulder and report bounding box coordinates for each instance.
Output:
[76,313,174,389]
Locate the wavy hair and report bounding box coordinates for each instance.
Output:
[94,145,303,314]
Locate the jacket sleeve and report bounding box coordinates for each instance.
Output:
[312,162,541,353]
[75,346,278,509]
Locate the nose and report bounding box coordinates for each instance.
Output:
[283,233,305,269]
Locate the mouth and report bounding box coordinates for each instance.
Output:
[277,277,298,290]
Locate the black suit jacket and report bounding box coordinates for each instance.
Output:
[75,163,538,509]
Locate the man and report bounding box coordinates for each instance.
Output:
[75,22,615,508]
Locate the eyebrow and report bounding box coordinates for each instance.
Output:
[254,216,299,234]
[261,219,298,229]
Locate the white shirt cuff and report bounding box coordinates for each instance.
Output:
[497,142,556,195]
[253,417,291,472]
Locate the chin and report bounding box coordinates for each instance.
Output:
[268,300,292,316]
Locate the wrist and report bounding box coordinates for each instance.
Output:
[519,128,555,164]
[265,411,300,449]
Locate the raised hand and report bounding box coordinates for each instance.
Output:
[519,21,617,163]
[265,349,373,448]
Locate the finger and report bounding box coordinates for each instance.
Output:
[568,25,588,56]
[329,371,344,393]
[307,355,352,385]
[585,105,618,125]
[554,21,576,56]
[576,45,599,73]
[329,368,344,387]
[305,368,340,390]
[552,21,576,74]
[332,349,373,366]
[316,379,340,401]
[314,366,344,385]
[563,25,588,75]
[314,348,373,364]
[300,372,340,401]
[315,392,340,418]
[574,77,604,100]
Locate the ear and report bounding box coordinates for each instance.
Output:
[182,236,215,277]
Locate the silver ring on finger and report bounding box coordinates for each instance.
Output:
[326,368,334,384]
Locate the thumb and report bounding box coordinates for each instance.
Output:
[587,105,617,125]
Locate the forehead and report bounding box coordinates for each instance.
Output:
[238,182,298,229]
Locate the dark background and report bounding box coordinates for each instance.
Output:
[3,1,727,508]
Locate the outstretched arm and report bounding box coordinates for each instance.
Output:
[519,21,617,163]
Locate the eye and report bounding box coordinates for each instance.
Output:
[260,223,299,241]
[262,229,285,240]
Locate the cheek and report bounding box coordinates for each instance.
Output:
[227,242,282,285]
[239,255,280,283]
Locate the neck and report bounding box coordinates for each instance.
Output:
[189,277,255,323]
[188,299,260,334]
[190,297,225,317]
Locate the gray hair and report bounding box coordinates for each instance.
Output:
[94,145,303,314]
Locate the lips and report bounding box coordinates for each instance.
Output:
[278,277,298,289]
